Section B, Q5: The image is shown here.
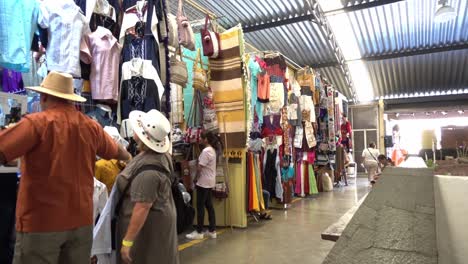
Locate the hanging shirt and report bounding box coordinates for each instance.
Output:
[81,26,122,101]
[95,159,124,193]
[0,0,39,72]
[121,58,164,101]
[257,72,270,103]
[2,69,24,93]
[93,178,108,223]
[120,76,161,120]
[38,0,89,77]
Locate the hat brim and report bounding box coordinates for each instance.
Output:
[26,86,87,102]
[129,111,170,154]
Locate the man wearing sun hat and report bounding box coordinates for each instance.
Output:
[0,71,132,264]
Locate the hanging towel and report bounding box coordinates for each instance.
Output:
[308,164,319,195]
[254,154,265,211]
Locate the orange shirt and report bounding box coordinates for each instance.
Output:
[0,103,119,233]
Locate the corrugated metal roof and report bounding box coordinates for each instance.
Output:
[367,49,468,98]
[191,0,338,65]
[168,0,468,101]
[347,0,468,56]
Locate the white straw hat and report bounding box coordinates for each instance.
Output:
[129,110,171,153]
[26,71,86,102]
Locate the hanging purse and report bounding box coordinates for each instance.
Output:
[167,14,179,48]
[193,48,208,92]
[177,0,195,50]
[170,47,188,87]
[200,14,220,58]
[185,90,204,144]
[202,89,219,132]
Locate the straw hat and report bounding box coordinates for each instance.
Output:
[129,109,171,153]
[26,71,86,102]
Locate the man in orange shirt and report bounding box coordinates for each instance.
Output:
[0,71,132,264]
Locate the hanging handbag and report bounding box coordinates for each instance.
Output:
[193,48,208,92]
[212,182,228,199]
[185,90,204,144]
[200,14,220,58]
[167,13,179,48]
[177,0,195,50]
[170,47,188,87]
[202,89,219,132]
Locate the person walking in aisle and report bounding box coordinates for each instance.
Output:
[361,142,380,185]
[115,109,179,264]
[186,131,222,240]
[0,71,132,264]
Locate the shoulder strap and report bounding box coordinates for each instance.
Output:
[367,148,378,162]
[114,164,163,217]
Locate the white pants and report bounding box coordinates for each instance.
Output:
[364,160,379,182]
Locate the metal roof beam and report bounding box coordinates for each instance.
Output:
[324,0,405,15]
[242,13,316,33]
[363,43,468,61]
[312,43,468,68]
[304,0,357,101]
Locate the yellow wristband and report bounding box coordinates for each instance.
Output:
[122,240,134,247]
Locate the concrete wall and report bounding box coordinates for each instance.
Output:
[323,167,437,264]
[434,175,468,264]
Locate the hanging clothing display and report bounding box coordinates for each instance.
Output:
[0,0,39,72]
[118,58,164,121]
[38,0,88,77]
[248,57,264,124]
[247,152,265,212]
[1,69,24,93]
[81,26,122,101]
[263,148,280,199]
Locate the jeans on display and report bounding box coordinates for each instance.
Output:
[196,186,216,233]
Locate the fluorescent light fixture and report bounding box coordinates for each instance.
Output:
[435,0,457,23]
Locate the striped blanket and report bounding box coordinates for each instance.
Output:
[209,26,246,150]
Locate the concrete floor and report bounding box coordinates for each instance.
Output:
[179,178,370,264]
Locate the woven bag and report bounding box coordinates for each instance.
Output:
[170,47,188,87]
[193,48,207,92]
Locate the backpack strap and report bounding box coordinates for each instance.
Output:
[114,164,162,218]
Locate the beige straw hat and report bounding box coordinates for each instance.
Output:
[26,71,87,102]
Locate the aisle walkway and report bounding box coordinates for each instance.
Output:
[179,178,370,264]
